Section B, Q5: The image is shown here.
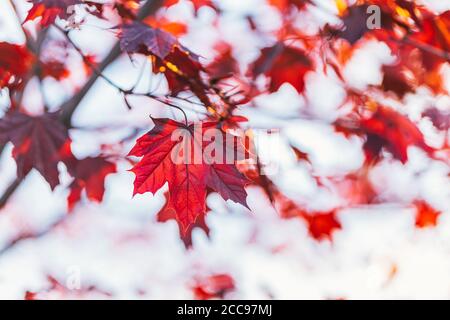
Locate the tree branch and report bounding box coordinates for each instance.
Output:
[59,0,164,126]
[0,0,165,249]
[0,213,69,256]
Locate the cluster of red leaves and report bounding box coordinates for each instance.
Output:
[330,2,449,99]
[25,0,82,26]
[25,0,146,26]
[249,43,313,94]
[0,42,34,90]
[0,112,116,209]
[0,42,72,95]
[119,22,212,106]
[1,0,448,250]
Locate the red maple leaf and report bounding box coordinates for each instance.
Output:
[119,22,211,105]
[414,200,441,228]
[128,118,248,242]
[0,42,34,90]
[0,112,73,189]
[409,11,450,59]
[40,59,70,80]
[119,22,178,60]
[304,211,342,240]
[268,0,308,11]
[360,106,433,163]
[279,196,341,241]
[25,0,83,27]
[206,42,240,80]
[193,274,235,300]
[67,156,117,211]
[249,43,313,94]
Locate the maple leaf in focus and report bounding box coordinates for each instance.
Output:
[414,201,441,228]
[379,45,447,98]
[360,106,433,164]
[409,11,450,61]
[193,274,235,300]
[0,112,73,189]
[25,0,83,27]
[114,0,141,19]
[380,63,415,98]
[249,43,313,94]
[128,118,248,243]
[153,46,211,106]
[157,190,210,246]
[67,157,117,211]
[0,42,34,90]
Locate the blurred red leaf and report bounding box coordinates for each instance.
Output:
[119,22,211,105]
[67,157,117,211]
[119,22,178,60]
[249,43,313,94]
[128,118,248,243]
[279,196,341,241]
[414,200,441,228]
[0,112,73,189]
[361,106,433,163]
[305,211,342,241]
[40,59,70,80]
[422,108,450,131]
[0,42,34,90]
[193,274,235,300]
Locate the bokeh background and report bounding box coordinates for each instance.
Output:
[0,0,449,299]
